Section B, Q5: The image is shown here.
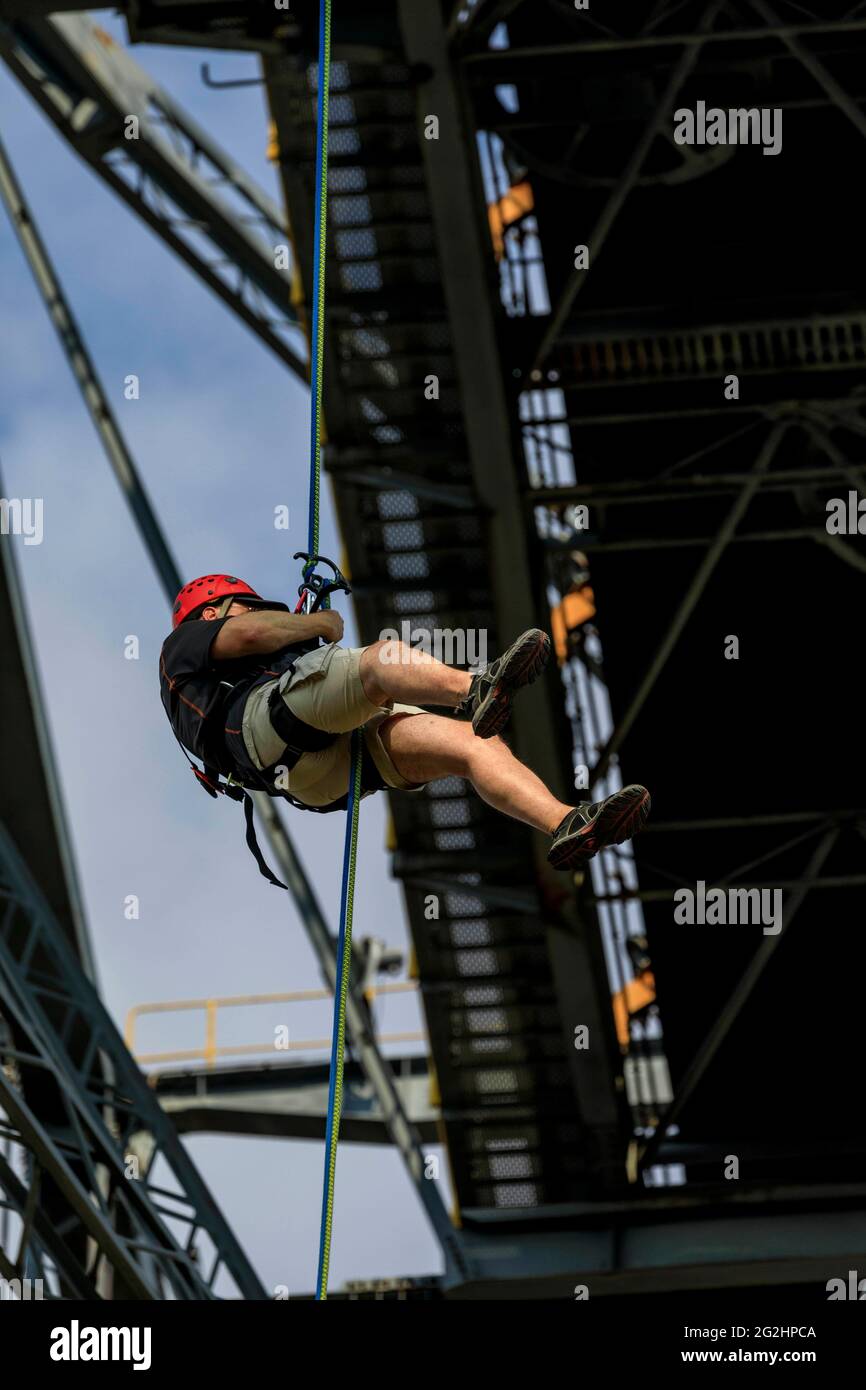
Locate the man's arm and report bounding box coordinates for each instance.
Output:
[211,609,343,660]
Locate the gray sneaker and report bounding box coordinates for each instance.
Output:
[458,628,551,738]
[548,785,651,870]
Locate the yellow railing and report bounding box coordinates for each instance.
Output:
[125,982,423,1069]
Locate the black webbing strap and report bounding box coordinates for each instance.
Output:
[220,778,289,891]
[267,681,337,760]
[173,728,289,890]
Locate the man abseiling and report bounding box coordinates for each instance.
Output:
[159,573,650,869]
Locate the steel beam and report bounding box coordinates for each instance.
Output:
[750,0,866,143]
[0,1144,95,1298]
[399,875,538,914]
[799,418,866,497]
[453,1198,866,1297]
[590,874,866,904]
[0,2,89,12]
[152,1056,438,1144]
[460,18,866,61]
[0,131,367,1013]
[0,464,97,981]
[819,534,866,574]
[449,0,527,45]
[590,422,786,783]
[530,465,859,507]
[0,1064,154,1300]
[0,129,468,1288]
[398,0,580,810]
[542,400,861,426]
[489,91,866,138]
[638,827,839,1173]
[0,132,181,598]
[0,824,266,1299]
[581,527,831,553]
[0,13,307,378]
[398,0,631,1187]
[645,810,862,833]
[530,0,725,371]
[298,1186,866,1295]
[329,466,479,511]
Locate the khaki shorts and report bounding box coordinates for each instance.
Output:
[241,643,426,807]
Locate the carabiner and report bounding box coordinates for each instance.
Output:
[293,551,352,613]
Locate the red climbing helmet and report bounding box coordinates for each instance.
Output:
[171,574,289,628]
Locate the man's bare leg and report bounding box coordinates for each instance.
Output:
[364,642,651,862]
[377,712,572,835]
[359,640,471,708]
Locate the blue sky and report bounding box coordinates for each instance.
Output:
[0,11,448,1295]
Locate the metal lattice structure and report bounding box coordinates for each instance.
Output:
[450,0,866,1190]
[266,2,652,1221]
[2,0,865,1297]
[0,12,307,376]
[0,822,266,1299]
[0,10,468,1293]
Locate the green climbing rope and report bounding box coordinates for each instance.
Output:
[316,729,362,1299]
[307,0,331,560]
[306,0,364,1302]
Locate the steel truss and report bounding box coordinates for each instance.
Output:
[3,0,861,1282]
[0,59,469,1289]
[636,811,861,1171]
[452,0,866,374]
[524,412,866,782]
[0,12,307,378]
[0,824,265,1299]
[450,0,866,1198]
[263,1,643,1213]
[453,1,866,797]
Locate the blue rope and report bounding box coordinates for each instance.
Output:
[305,0,363,1301]
[307,0,331,559]
[316,729,363,1299]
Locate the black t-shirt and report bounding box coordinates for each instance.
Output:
[159,617,306,766]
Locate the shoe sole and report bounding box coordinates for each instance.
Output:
[472,629,551,739]
[548,785,651,870]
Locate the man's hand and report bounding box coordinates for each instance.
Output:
[315,609,343,643]
[211,607,343,659]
